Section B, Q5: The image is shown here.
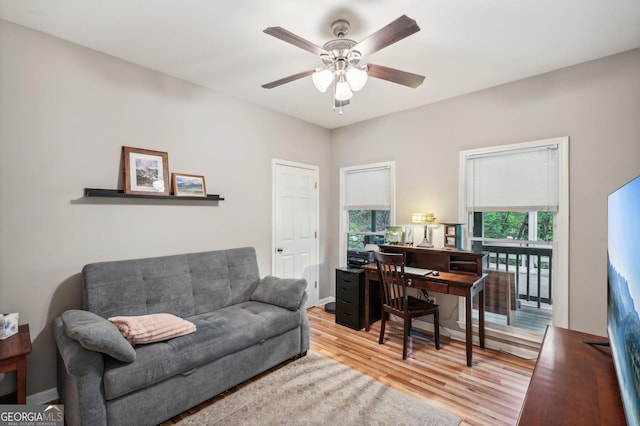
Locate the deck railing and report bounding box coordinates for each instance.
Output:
[481,244,552,308]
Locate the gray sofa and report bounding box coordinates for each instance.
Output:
[53,247,309,426]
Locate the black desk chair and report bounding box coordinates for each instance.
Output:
[374,251,440,359]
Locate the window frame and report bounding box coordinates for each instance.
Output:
[339,161,396,267]
[458,137,569,341]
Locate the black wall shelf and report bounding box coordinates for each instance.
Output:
[84,188,224,201]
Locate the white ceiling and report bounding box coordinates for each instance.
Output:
[1,1,639,129]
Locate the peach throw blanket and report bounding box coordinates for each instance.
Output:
[109,313,196,344]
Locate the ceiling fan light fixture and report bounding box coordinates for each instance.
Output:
[263,15,424,114]
[312,68,333,93]
[346,66,368,92]
[334,77,353,101]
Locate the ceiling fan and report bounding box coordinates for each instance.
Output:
[262,15,425,113]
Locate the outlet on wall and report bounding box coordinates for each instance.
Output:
[426,296,436,304]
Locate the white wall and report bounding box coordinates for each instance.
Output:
[330,48,640,338]
[0,20,331,397]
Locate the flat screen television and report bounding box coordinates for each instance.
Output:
[608,174,640,425]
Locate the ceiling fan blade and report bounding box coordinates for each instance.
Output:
[264,27,328,56]
[367,63,425,88]
[352,15,420,57]
[262,70,315,89]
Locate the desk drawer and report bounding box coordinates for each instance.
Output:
[336,283,359,301]
[336,269,364,299]
[338,271,360,285]
[417,279,451,294]
[336,298,359,315]
[336,312,363,330]
[335,291,362,330]
[335,303,363,330]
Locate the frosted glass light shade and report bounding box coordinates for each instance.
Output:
[312,69,333,93]
[334,80,353,101]
[346,67,368,91]
[411,212,435,224]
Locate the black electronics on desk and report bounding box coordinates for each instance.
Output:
[335,266,381,331]
[346,249,375,267]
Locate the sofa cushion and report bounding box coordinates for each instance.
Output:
[83,255,196,319]
[251,276,307,310]
[102,301,301,400]
[188,248,261,314]
[62,310,136,363]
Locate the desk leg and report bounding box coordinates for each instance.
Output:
[465,294,473,366]
[364,278,371,332]
[479,287,485,349]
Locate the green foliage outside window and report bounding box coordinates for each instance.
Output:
[347,210,390,249]
[481,212,553,242]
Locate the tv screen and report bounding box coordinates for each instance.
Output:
[608,174,640,425]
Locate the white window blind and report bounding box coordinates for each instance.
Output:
[466,144,559,212]
[343,165,392,210]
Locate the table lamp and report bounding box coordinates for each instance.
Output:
[412,212,436,248]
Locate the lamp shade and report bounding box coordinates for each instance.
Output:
[411,213,435,224]
[334,78,353,101]
[346,67,368,92]
[312,69,333,93]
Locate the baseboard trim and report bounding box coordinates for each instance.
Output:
[413,318,539,360]
[27,387,58,405]
[318,297,335,306]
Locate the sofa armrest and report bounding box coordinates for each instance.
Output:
[251,276,307,311]
[53,317,108,426]
[54,315,108,376]
[61,310,136,362]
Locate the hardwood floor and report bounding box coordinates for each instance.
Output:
[309,306,534,426]
[166,306,535,425]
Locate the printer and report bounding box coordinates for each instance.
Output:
[346,249,375,267]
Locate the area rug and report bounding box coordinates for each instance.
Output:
[177,352,461,425]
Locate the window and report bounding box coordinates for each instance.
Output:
[459,137,569,341]
[347,210,390,250]
[339,162,395,265]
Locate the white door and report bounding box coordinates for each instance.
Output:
[273,160,319,308]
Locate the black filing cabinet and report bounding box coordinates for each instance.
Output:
[335,267,381,331]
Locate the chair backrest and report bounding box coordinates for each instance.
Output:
[374,251,409,312]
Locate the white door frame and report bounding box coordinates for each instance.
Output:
[272,159,320,307]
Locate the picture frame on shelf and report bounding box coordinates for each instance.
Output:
[123,146,170,196]
[172,173,207,197]
[385,226,404,244]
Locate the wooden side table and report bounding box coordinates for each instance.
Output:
[0,324,32,404]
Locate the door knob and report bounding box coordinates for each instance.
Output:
[276,248,284,253]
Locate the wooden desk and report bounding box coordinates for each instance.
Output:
[518,326,626,425]
[362,263,486,366]
[0,324,32,404]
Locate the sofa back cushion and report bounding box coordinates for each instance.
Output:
[82,247,260,318]
[186,247,260,314]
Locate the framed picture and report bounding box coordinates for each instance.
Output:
[172,173,207,197]
[385,226,404,244]
[123,147,170,195]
